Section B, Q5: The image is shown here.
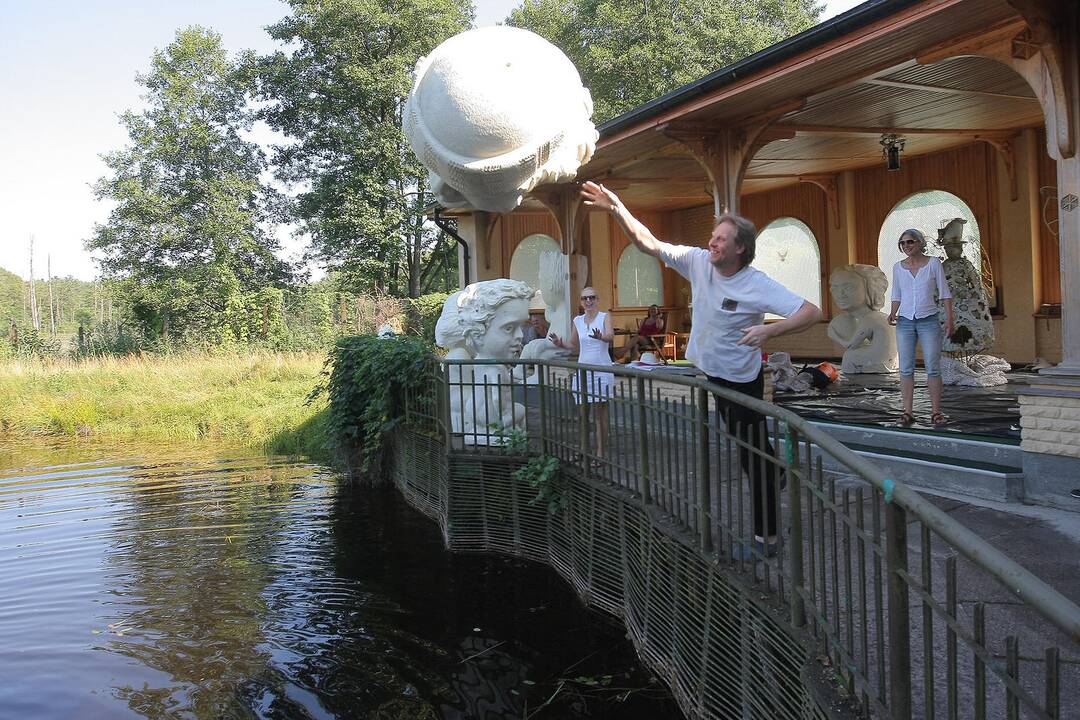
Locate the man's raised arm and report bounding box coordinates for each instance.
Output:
[580,181,663,257]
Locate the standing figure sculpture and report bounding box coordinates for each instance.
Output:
[936,219,994,357]
[827,265,898,374]
[434,279,535,444]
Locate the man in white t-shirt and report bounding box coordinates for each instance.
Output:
[580,181,822,554]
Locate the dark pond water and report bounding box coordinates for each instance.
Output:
[0,441,682,720]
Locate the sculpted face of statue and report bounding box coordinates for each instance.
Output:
[944,242,964,261]
[830,269,866,312]
[476,298,530,359]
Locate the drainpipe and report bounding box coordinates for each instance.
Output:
[433,209,471,287]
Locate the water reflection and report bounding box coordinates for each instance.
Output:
[0,442,680,719]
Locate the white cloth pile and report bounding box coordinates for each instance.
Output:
[940,354,1011,387]
[767,352,813,392]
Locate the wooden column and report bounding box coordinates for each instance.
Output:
[533,183,589,320]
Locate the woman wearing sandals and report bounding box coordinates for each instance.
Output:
[887,229,954,426]
[548,287,614,468]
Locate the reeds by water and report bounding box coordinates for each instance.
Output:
[0,351,329,456]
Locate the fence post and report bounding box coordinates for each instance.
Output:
[538,363,549,456]
[787,427,806,629]
[578,367,590,473]
[886,501,912,720]
[696,386,712,553]
[637,375,651,506]
[440,361,453,449]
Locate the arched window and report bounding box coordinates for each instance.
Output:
[616,244,663,307]
[509,233,559,308]
[753,217,822,319]
[877,191,982,300]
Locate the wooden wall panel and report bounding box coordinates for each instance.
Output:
[498,212,560,276]
[1037,130,1061,305]
[851,143,997,268]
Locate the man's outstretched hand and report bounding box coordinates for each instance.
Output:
[580,181,618,212]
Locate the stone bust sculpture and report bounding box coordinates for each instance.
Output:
[435,279,534,444]
[827,264,899,374]
[403,26,598,213]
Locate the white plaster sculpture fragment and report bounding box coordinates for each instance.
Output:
[404,26,598,213]
[434,279,535,444]
[827,264,899,374]
[537,249,587,346]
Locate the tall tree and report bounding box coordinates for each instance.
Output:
[509,0,822,122]
[254,0,472,297]
[89,27,290,340]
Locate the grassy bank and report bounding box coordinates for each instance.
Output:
[0,352,331,456]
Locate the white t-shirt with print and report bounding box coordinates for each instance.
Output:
[656,241,806,382]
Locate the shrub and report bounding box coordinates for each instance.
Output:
[318,334,434,481]
[406,291,451,342]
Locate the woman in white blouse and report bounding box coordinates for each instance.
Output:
[887,229,954,426]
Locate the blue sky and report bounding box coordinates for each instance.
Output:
[0,0,860,281]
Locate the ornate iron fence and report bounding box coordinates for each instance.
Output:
[391,357,1080,720]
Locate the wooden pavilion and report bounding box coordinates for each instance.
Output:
[447,0,1080,502]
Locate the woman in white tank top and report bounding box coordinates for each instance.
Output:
[547,287,615,468]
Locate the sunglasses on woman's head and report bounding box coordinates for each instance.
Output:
[580,295,597,301]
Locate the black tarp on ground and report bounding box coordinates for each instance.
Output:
[771,369,1032,440]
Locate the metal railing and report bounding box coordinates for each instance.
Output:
[400,356,1080,720]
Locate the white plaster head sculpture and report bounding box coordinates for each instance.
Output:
[404,26,598,213]
[435,279,535,359]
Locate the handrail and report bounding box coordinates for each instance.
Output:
[427,355,1080,718]
[440,357,1080,643]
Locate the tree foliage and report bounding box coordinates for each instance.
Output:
[508,0,822,122]
[88,27,290,342]
[253,0,473,297]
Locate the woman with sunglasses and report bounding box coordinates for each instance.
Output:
[887,229,954,426]
[548,287,614,467]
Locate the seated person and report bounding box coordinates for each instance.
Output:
[520,311,549,344]
[616,304,667,361]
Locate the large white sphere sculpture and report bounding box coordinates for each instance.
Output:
[404,26,598,213]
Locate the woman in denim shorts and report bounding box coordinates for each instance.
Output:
[887,229,954,426]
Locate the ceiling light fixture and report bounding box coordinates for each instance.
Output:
[880,133,906,172]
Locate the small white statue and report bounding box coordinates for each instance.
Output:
[827,264,899,374]
[403,26,598,213]
[434,279,535,444]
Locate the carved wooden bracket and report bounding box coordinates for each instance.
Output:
[473,211,495,271]
[531,183,586,256]
[797,175,841,229]
[976,134,1020,201]
[1005,0,1077,159]
[660,101,801,214]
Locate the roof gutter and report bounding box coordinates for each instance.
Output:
[597,0,928,140]
[432,208,470,287]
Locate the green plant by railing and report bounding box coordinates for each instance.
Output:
[494,423,566,516]
[317,334,433,478]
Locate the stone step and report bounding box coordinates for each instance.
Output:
[800,421,1024,503]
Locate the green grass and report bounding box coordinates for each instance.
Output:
[0,352,333,457]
